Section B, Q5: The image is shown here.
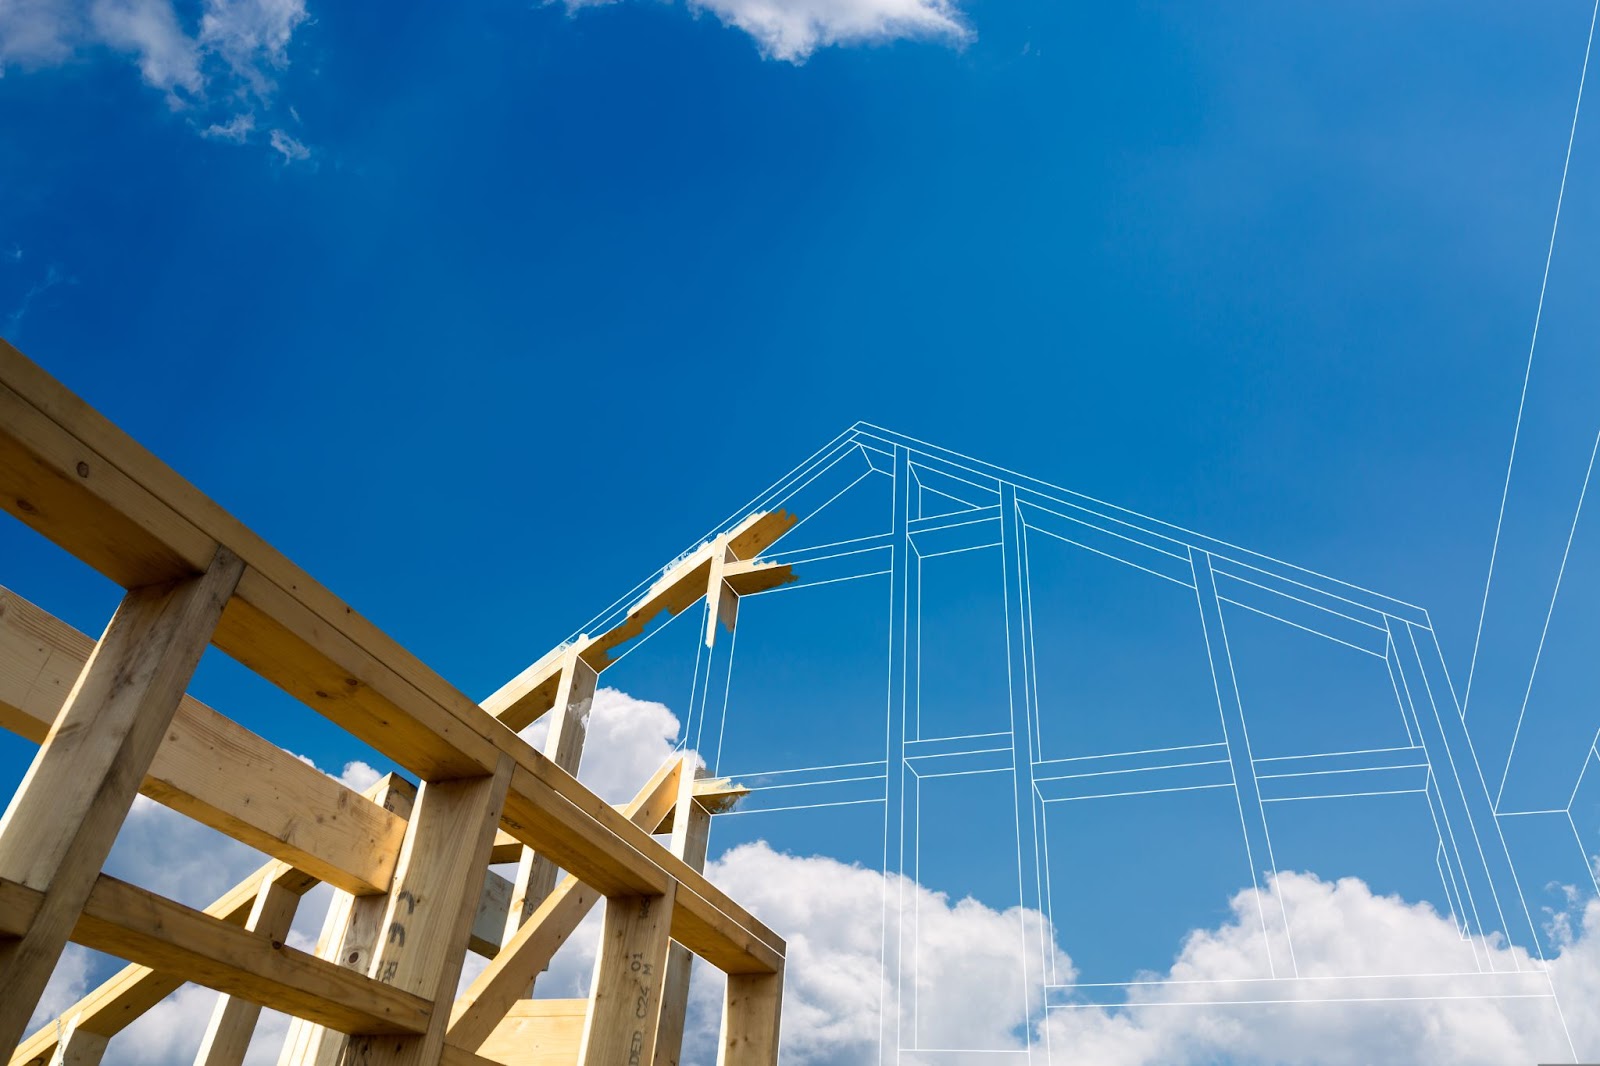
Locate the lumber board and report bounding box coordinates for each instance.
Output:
[340,760,512,1066]
[503,652,594,955]
[0,873,431,1035]
[475,1000,586,1066]
[193,871,303,1066]
[447,757,683,1052]
[489,773,741,860]
[470,872,512,959]
[481,511,794,732]
[0,344,786,980]
[39,1014,105,1066]
[576,884,677,1066]
[11,860,318,1066]
[718,970,783,1066]
[0,551,242,1051]
[215,573,498,781]
[0,376,215,588]
[0,586,408,896]
[726,510,798,565]
[277,774,416,1066]
[653,762,712,1066]
[722,559,797,597]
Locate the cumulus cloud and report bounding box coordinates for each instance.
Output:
[688,0,969,63]
[1041,872,1582,1065]
[519,685,688,803]
[88,0,202,93]
[557,0,969,63]
[26,687,1600,1065]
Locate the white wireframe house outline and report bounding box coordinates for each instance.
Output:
[563,423,1559,1064]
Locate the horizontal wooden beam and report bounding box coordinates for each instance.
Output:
[9,859,317,1066]
[0,585,408,896]
[722,559,797,597]
[0,871,434,1036]
[0,342,785,977]
[486,777,746,861]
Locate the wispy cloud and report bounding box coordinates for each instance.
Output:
[201,110,254,142]
[268,126,309,162]
[558,0,971,63]
[4,262,71,337]
[0,0,311,156]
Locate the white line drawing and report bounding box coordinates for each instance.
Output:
[554,425,1591,1063]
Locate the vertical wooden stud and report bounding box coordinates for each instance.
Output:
[0,547,243,1049]
[278,775,416,1066]
[718,969,783,1066]
[193,867,302,1066]
[502,648,596,968]
[651,757,712,1066]
[338,756,512,1066]
[576,883,678,1066]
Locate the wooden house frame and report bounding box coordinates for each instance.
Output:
[0,340,795,1066]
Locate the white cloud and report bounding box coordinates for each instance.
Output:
[557,0,969,63]
[88,0,201,94]
[0,0,80,69]
[688,0,969,63]
[336,759,381,792]
[26,943,94,1033]
[268,126,309,162]
[27,688,1600,1065]
[3,260,70,336]
[0,0,309,150]
[1040,872,1581,1066]
[198,0,305,95]
[201,109,254,141]
[108,795,267,907]
[520,686,688,803]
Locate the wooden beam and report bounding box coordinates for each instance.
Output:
[576,882,677,1066]
[279,775,416,1066]
[11,859,319,1066]
[0,547,243,1050]
[0,585,408,896]
[653,759,713,1066]
[481,510,797,733]
[488,776,742,860]
[0,341,497,780]
[0,373,215,588]
[42,1014,106,1066]
[339,758,512,1066]
[0,345,785,980]
[721,559,797,597]
[193,870,303,1066]
[475,1000,586,1066]
[726,510,798,566]
[717,970,783,1066]
[502,649,594,994]
[445,757,684,1054]
[0,871,431,1036]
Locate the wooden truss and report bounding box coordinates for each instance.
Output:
[0,340,798,1065]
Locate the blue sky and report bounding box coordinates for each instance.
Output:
[5,0,1600,1062]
